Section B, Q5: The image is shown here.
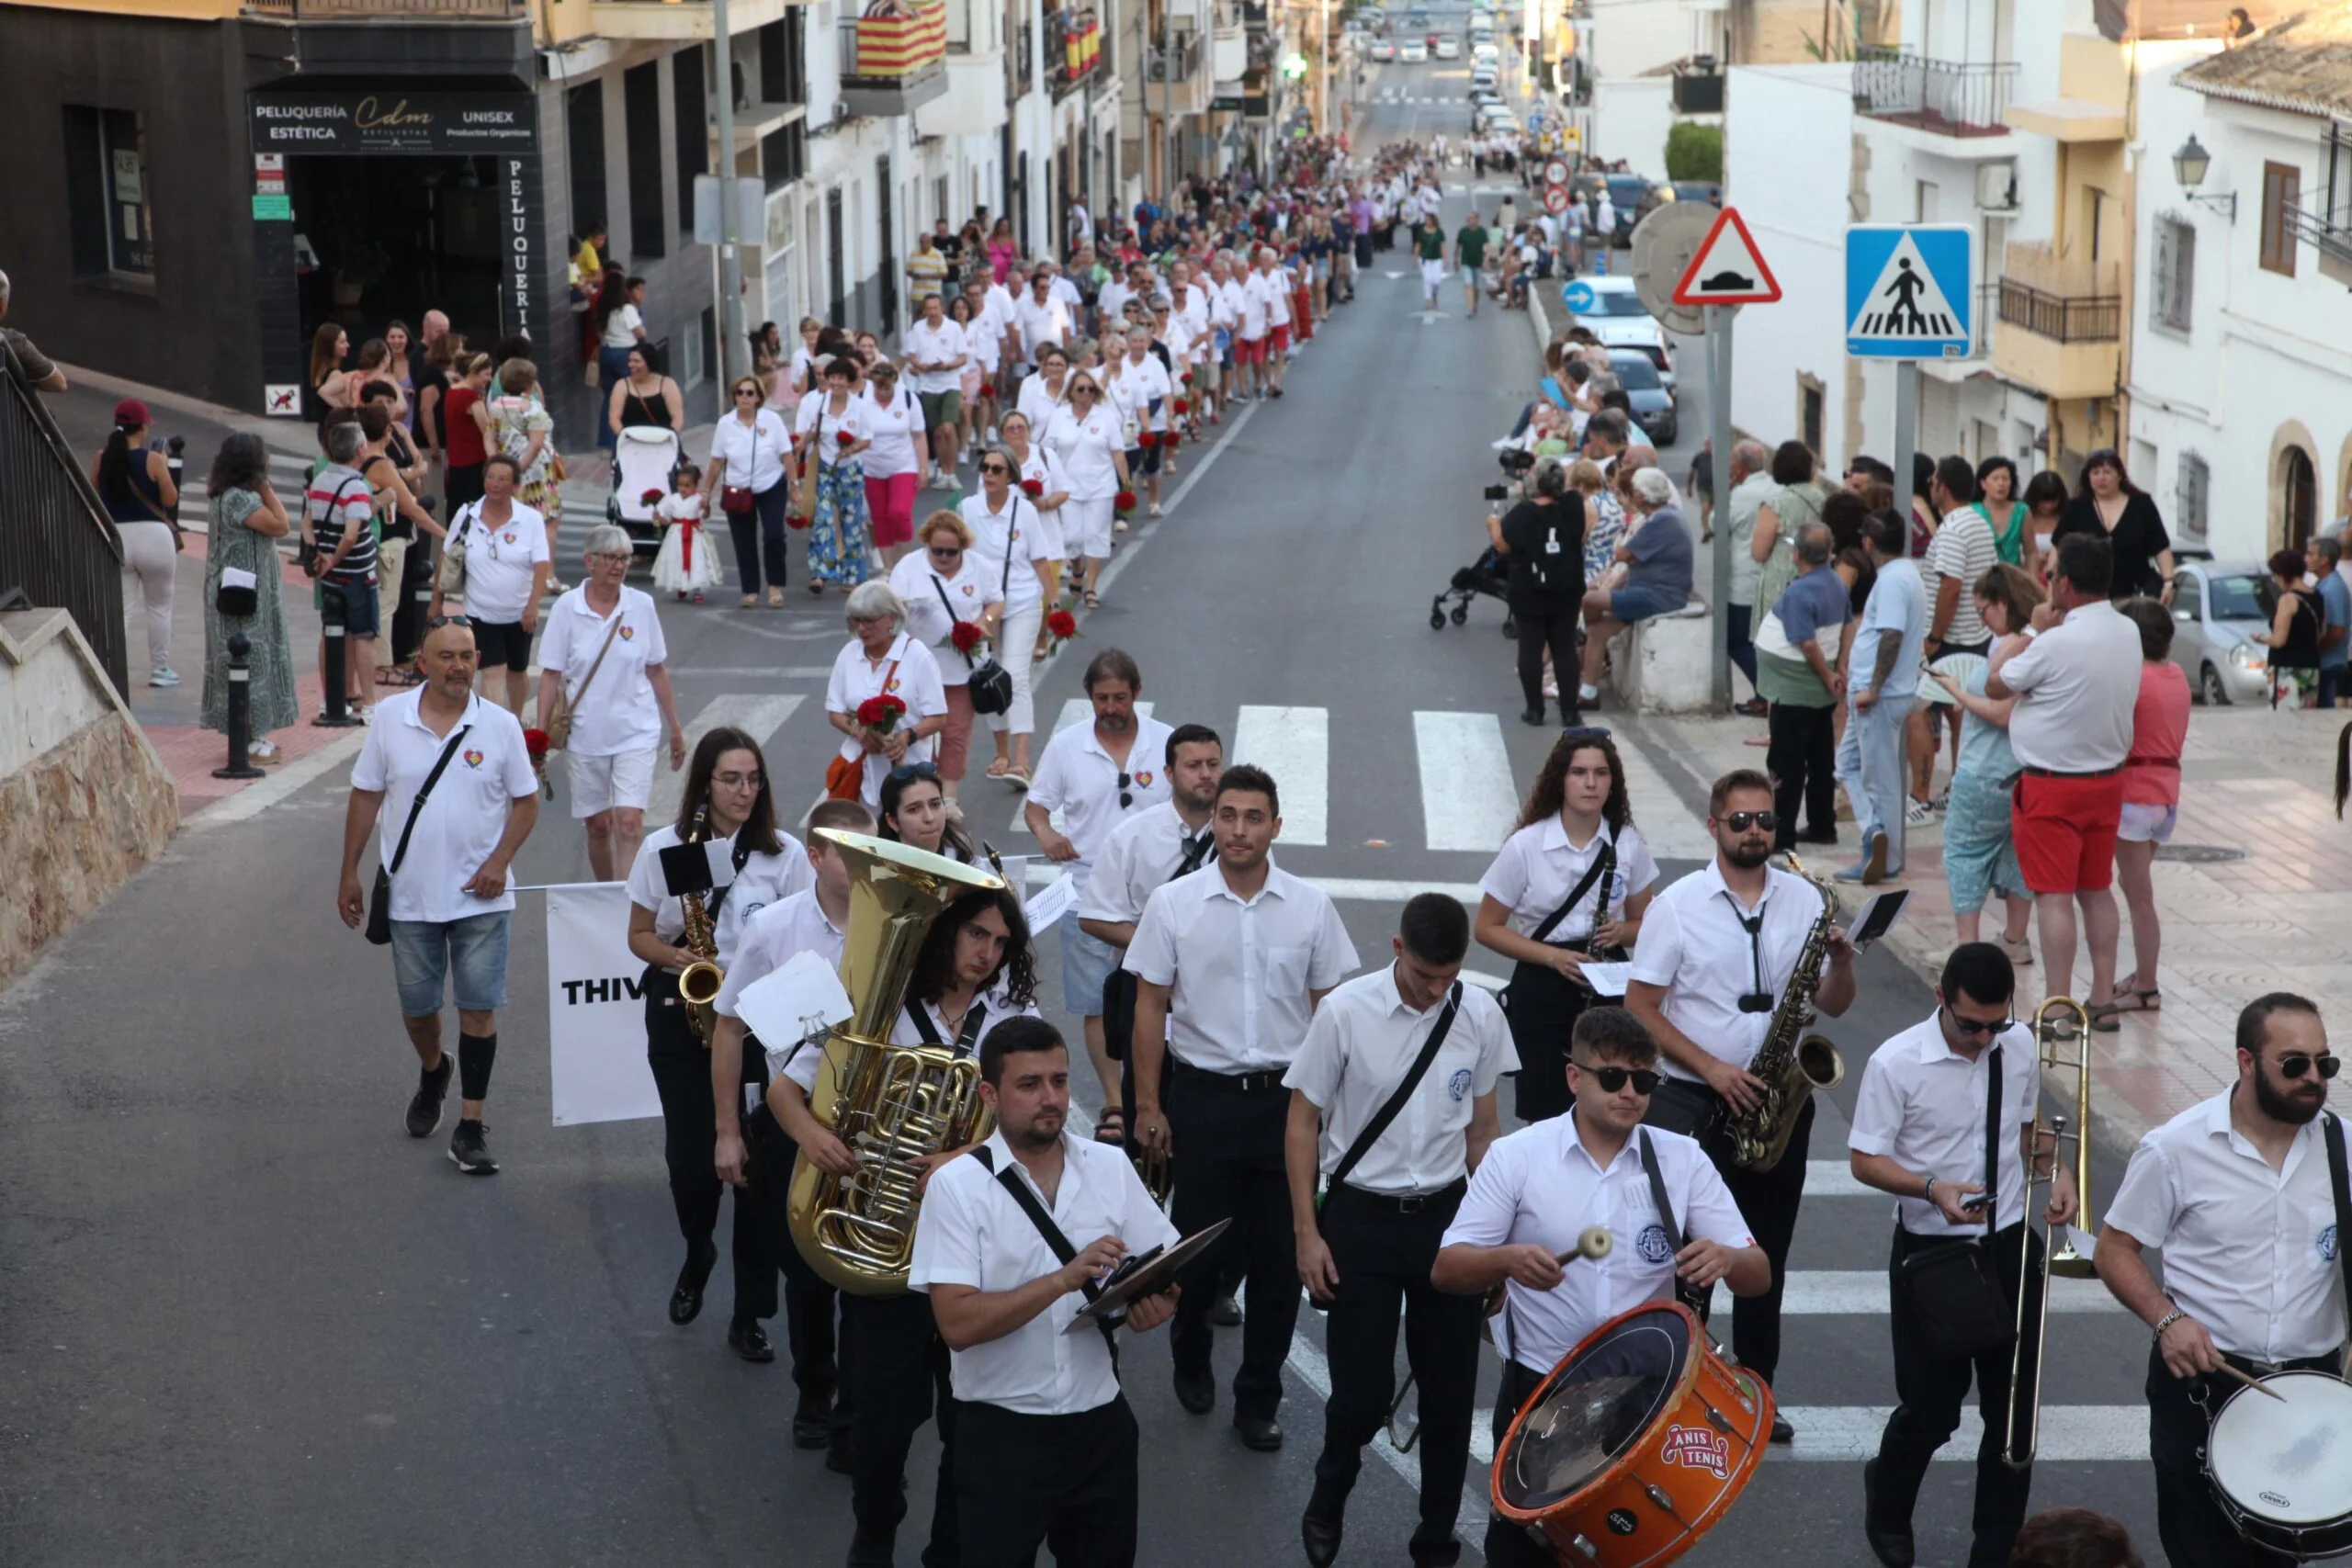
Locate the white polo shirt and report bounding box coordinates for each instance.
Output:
[1284,966,1518,1196]
[1997,599,2143,773]
[2103,1094,2350,1362]
[1096,277,1136,327]
[959,491,1052,615]
[902,317,968,396]
[1627,861,1827,1080]
[1238,274,1272,339]
[1261,266,1294,328]
[1077,802,1216,926]
[1124,863,1360,1073]
[796,392,870,469]
[1175,285,1210,344]
[1026,716,1176,895]
[448,500,549,625]
[825,632,950,811]
[1015,373,1073,434]
[537,584,669,758]
[1442,1115,1755,1374]
[624,825,815,968]
[1106,353,1172,434]
[1212,278,1245,332]
[1847,1014,2040,1235]
[888,552,996,688]
[1012,294,1070,366]
[910,1130,1180,1416]
[1478,818,1658,943]
[714,887,847,1081]
[351,690,538,923]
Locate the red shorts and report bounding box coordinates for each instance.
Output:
[1270,324,1292,354]
[2010,771,2125,896]
[1236,335,1266,366]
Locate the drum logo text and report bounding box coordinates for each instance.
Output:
[1661,1425,1731,1480]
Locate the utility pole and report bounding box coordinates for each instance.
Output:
[712,0,746,386]
[1159,0,1172,195]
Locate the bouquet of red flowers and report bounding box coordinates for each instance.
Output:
[837,428,856,448]
[1046,608,1080,650]
[1138,431,1160,449]
[1019,477,1045,498]
[523,728,555,799]
[1114,490,1138,518]
[855,694,907,732]
[950,621,986,656]
[1171,397,1190,415]
[640,488,664,505]
[1181,371,1195,387]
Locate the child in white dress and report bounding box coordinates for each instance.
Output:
[650,464,723,601]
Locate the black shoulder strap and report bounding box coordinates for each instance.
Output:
[967,1145,1120,1362]
[908,1000,944,1045]
[1983,1043,2004,1235]
[1327,983,1464,1196]
[1172,824,1216,882]
[1529,840,1616,945]
[388,722,474,876]
[2324,1112,2352,1349]
[929,575,978,669]
[1637,1128,1685,1252]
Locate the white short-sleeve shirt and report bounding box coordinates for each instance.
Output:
[1478,818,1658,943]
[888,552,998,688]
[1015,374,1074,434]
[715,888,848,1080]
[1026,716,1175,894]
[903,317,968,395]
[1846,1014,2040,1235]
[1077,802,1216,926]
[536,584,669,757]
[1627,862,1827,1079]
[1123,864,1360,1073]
[960,491,1051,615]
[856,385,926,480]
[1012,295,1071,364]
[350,691,539,923]
[1997,600,2144,773]
[796,392,870,468]
[1106,354,1173,435]
[1043,404,1125,500]
[449,500,549,625]
[824,632,950,810]
[1238,274,1272,338]
[625,825,816,967]
[707,407,792,493]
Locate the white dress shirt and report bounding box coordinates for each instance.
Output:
[1998,599,2144,773]
[779,986,1041,1094]
[825,632,950,810]
[1076,802,1216,925]
[1442,1115,1755,1373]
[1124,863,1360,1073]
[1026,716,1175,894]
[625,825,816,968]
[2103,1095,2350,1362]
[1478,818,1658,942]
[1847,1014,2040,1235]
[1283,966,1518,1195]
[536,584,669,757]
[909,1130,1180,1416]
[1015,374,1073,434]
[1627,862,1827,1080]
[351,690,537,923]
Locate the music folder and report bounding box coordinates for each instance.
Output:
[1065,1218,1233,1332]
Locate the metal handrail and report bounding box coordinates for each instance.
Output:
[1996,278,2120,343]
[1852,45,2015,134]
[0,343,130,697]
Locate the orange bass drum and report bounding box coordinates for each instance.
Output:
[1491,1302,1775,1567]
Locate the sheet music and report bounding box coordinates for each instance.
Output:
[737,950,853,1061]
[1578,961,1632,998]
[1024,871,1080,929]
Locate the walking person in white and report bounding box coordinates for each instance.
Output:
[823,581,950,813]
[1043,372,1131,612]
[960,446,1056,784]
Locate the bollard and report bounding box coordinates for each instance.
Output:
[211,631,266,780]
[315,586,363,728]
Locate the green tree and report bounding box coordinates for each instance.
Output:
[1666,123,1723,184]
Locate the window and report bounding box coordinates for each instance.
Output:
[2261,160,2300,276]
[758,17,808,104]
[62,106,153,278]
[2176,450,2210,545]
[684,304,711,389]
[567,85,609,255]
[2152,215,2194,333]
[762,123,806,192]
[1799,375,1825,460]
[624,61,667,260]
[674,48,708,232]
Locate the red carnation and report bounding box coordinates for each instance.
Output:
[837,429,856,447]
[640,488,664,505]
[1138,431,1160,449]
[1172,397,1190,414]
[1046,608,1080,642]
[1020,477,1045,497]
[855,694,908,731]
[950,621,986,654]
[523,728,550,759]
[1114,490,1138,515]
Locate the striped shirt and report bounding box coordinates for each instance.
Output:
[1923,507,1998,647]
[306,462,378,584]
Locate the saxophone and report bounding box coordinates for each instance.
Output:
[676,804,725,1045]
[1724,854,1845,1172]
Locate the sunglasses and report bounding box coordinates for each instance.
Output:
[889,761,942,784]
[1561,726,1612,745]
[979,463,1012,476]
[1575,1063,1661,1096]
[2275,1053,2342,1081]
[1719,809,1779,834]
[1943,1006,2016,1038]
[733,388,762,399]
[929,544,965,558]
[426,615,473,628]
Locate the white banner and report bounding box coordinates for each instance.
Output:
[546,881,663,1126]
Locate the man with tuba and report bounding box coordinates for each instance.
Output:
[1624,767,1857,1443]
[1847,942,2075,1568]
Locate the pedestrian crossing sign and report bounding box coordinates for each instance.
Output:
[1845,224,1973,359]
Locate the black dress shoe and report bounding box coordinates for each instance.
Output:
[1861,1458,1915,1568]
[1173,1369,1216,1415]
[670,1238,719,1326]
[1408,1534,1464,1568]
[727,1319,775,1363]
[792,1394,831,1450]
[826,1439,855,1475]
[1301,1484,1345,1566]
[1521,706,1546,726]
[1234,1413,1283,1451]
[1207,1292,1243,1326]
[846,1525,896,1567]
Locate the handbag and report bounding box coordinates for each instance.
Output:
[215,566,259,618]
[1893,1043,2018,1359]
[542,612,627,751]
[435,502,476,595]
[954,511,1021,716]
[367,722,474,945]
[719,419,761,519]
[824,656,899,799]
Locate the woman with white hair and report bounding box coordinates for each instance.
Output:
[537,523,688,879]
[824,580,950,810]
[1575,466,1695,707]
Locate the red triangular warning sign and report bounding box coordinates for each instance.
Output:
[1671,207,1782,307]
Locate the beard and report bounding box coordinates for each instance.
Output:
[2253,1067,2325,1125]
[1005,1107,1065,1150]
[1722,837,1772,871]
[1098,710,1134,734]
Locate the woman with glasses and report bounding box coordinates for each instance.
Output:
[825,581,949,811]
[1044,372,1132,611]
[878,760,978,862]
[623,728,812,1350]
[959,447,1056,786]
[796,357,877,595]
[706,375,794,608]
[1013,343,1075,436]
[1473,728,1658,1122]
[1001,412,1071,648]
[537,524,687,880]
[887,511,1001,799]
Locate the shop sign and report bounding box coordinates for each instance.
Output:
[249,93,537,154]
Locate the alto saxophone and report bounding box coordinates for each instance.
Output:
[676,804,725,1045]
[1724,854,1845,1172]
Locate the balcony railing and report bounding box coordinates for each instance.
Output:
[245,0,526,16]
[1013,21,1035,94]
[1851,46,2016,137]
[1997,279,2119,342]
[1045,7,1102,96]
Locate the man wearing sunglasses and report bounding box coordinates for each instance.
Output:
[1435,1006,1770,1568]
[1847,943,2075,1568]
[2096,991,2349,1568]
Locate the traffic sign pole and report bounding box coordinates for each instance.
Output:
[1706,304,1734,709]
[1892,359,1917,865]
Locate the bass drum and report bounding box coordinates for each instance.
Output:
[2206,1370,2352,1560]
[1492,1302,1774,1568]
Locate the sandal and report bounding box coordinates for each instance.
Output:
[1094,1109,1125,1146]
[767,587,785,609]
[2100,987,2163,1015]
[985,758,1012,780]
[1084,590,1101,609]
[2084,1000,2125,1032]
[739,593,759,609]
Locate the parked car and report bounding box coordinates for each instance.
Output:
[1370,37,1396,61]
[1670,179,1723,208]
[1469,84,1500,106]
[1564,276,1675,383]
[1434,36,1460,59]
[1472,40,1500,65]
[1400,39,1428,62]
[1606,349,1679,446]
[2170,559,2277,705]
[1470,65,1498,90]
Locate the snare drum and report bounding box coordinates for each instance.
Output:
[2205,1370,2352,1561]
[1492,1302,1774,1567]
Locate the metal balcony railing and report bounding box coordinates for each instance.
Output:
[837,3,949,80]
[1997,278,2120,343]
[1014,23,1035,93]
[245,0,527,17]
[0,343,129,697]
[1851,46,2016,136]
[1045,6,1102,96]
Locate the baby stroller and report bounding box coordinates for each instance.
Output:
[606,425,682,560]
[1430,446,1533,635]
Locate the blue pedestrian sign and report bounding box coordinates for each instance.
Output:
[1562,279,1598,315]
[1845,225,1973,359]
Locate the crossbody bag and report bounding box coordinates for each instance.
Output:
[968,1145,1125,1366]
[824,657,899,800]
[931,538,1015,716]
[367,722,474,945]
[542,612,628,751]
[1102,827,1219,1061]
[721,420,761,517]
[1498,840,1619,1027]
[1893,1044,2018,1359]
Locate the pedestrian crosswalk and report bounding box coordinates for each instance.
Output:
[170,451,316,521]
[647,693,804,822]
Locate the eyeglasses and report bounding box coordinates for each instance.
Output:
[2276,1053,2342,1081]
[711,770,764,789]
[1943,1006,2017,1038]
[888,761,942,784]
[1560,726,1612,745]
[426,615,473,628]
[1575,1063,1661,1096]
[733,388,762,400]
[1719,810,1780,834]
[587,551,631,565]
[929,544,965,558]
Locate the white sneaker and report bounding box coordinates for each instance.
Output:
[1577,683,1600,704]
[149,667,180,688]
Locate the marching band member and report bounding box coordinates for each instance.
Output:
[708,797,875,1458]
[1623,767,1857,1441]
[1848,943,2075,1568]
[1287,895,1516,1568]
[1474,728,1657,1124]
[910,1018,1180,1567]
[773,884,1042,1568]
[878,759,978,863]
[1127,763,1361,1450]
[1434,1006,1769,1568]
[623,727,813,1348]
[2096,992,2348,1568]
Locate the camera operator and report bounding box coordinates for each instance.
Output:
[1486,457,1588,727]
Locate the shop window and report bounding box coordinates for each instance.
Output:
[625,61,667,260]
[2261,161,2299,276]
[62,106,153,279]
[2152,216,2194,333]
[674,48,708,232]
[567,85,608,255]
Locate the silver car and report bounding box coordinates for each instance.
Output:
[2169,559,2274,705]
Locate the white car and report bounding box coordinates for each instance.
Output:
[1470,64,1497,89]
[1399,39,1428,62]
[1472,40,1499,65]
[1369,38,1396,61]
[1434,36,1460,59]
[1564,275,1676,385]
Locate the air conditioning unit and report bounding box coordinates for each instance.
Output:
[1148,54,1172,81]
[1976,162,2018,211]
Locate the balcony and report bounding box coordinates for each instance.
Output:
[1851,46,2017,138]
[837,2,951,116]
[581,0,804,39]
[1045,7,1103,98]
[1670,61,1723,116]
[1212,13,1246,79]
[1991,242,2120,400]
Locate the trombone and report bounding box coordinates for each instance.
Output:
[2001,995,2096,1471]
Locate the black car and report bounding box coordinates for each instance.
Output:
[1606,349,1678,446]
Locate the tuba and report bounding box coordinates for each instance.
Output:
[1725,854,1846,1171]
[786,829,1004,1295]
[676,804,725,1045]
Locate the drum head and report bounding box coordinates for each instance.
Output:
[1499,1305,1691,1511]
[2209,1371,2352,1527]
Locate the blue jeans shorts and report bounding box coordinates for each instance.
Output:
[390,912,513,1018]
[1058,908,1119,1019]
[1610,585,1684,624]
[326,575,380,638]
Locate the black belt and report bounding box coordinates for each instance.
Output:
[1168,1056,1286,1093]
[2020,764,2122,779]
[1329,1178,1465,1215]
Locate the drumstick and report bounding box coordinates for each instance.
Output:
[2211,1359,2290,1403]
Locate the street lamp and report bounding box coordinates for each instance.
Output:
[2173,133,2237,220]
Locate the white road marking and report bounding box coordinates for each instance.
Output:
[667,666,839,679]
[1415,711,1518,852]
[652,694,802,821]
[1803,1161,1877,1199]
[183,728,372,828]
[1232,705,1329,846]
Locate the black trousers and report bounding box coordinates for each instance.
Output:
[842,1291,957,1561]
[1871,1224,2041,1568]
[1484,1359,1555,1568]
[726,480,791,594]
[956,1396,1140,1568]
[1766,701,1838,850]
[1512,604,1580,721]
[745,1097,847,1436]
[1644,1081,1811,1386]
[1168,1066,1300,1421]
[1314,1184,1483,1556]
[2148,1343,2339,1567]
[643,968,777,1325]
[1501,964,1598,1124]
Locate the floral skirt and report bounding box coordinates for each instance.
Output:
[807,459,874,587]
[518,476,562,527]
[1942,767,2027,916]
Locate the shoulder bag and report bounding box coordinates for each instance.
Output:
[2325,1113,2352,1363]
[1638,1128,1713,1316]
[302,473,371,581]
[1498,839,1620,1032]
[824,657,898,799]
[1893,1043,2019,1359]
[367,722,474,945]
[963,506,1022,716]
[542,610,628,751]
[789,412,822,528]
[213,493,264,617]
[435,502,478,596]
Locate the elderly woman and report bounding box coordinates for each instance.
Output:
[1044,369,1132,610]
[960,446,1057,785]
[888,509,1004,800]
[1928,563,2041,965]
[825,581,951,812]
[796,355,876,594]
[485,358,562,574]
[707,374,795,607]
[1576,468,1693,707]
[537,524,687,880]
[200,434,299,762]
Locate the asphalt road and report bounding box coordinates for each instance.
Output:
[0,79,2172,1567]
